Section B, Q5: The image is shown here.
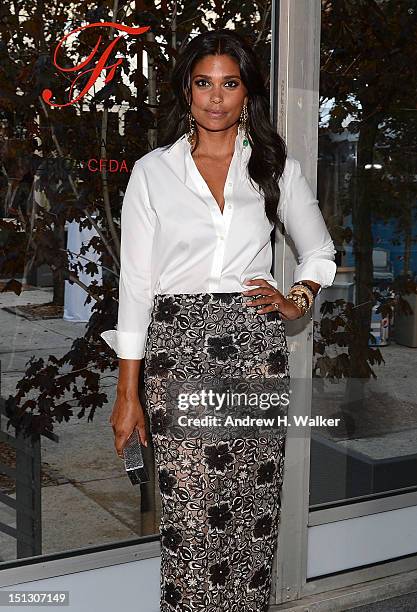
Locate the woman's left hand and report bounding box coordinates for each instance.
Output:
[242,278,304,321]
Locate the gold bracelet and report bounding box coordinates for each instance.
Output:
[289,290,309,308]
[290,291,313,311]
[284,283,316,318]
[292,281,318,298]
[285,292,308,317]
[289,285,315,309]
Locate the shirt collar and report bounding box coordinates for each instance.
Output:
[159,128,251,188]
[162,128,250,166]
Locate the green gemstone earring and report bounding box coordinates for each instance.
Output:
[239,104,249,147]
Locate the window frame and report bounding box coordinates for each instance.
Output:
[271,0,417,606]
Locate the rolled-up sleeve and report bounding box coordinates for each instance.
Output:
[100,161,157,359]
[279,158,337,293]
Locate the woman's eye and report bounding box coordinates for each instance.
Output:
[194,79,239,87]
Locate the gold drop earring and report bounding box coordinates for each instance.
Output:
[239,104,249,147]
[187,109,196,144]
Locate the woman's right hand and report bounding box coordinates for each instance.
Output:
[109,393,148,459]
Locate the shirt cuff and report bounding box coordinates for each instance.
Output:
[100,330,147,359]
[293,259,337,294]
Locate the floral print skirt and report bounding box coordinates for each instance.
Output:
[143,291,290,612]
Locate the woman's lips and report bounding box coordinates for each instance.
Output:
[206,110,226,117]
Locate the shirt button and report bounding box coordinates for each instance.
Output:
[228,181,233,186]
[227,205,232,209]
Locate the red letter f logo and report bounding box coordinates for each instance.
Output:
[42,22,150,108]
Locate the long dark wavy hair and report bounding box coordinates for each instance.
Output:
[158,29,287,226]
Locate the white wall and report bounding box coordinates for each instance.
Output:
[0,557,160,612]
[308,505,417,577]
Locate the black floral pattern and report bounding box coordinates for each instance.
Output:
[155,296,181,324]
[267,350,288,375]
[248,565,270,590]
[206,334,238,361]
[151,408,172,435]
[143,291,290,612]
[257,460,276,485]
[159,468,176,496]
[211,292,235,304]
[147,351,177,377]
[164,581,182,608]
[208,502,233,530]
[204,442,234,472]
[254,513,273,538]
[161,525,183,552]
[209,560,231,586]
[266,309,281,322]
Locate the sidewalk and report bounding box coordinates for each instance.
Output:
[0,284,159,564]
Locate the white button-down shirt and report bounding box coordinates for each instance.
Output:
[101,129,337,359]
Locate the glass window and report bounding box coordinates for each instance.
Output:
[311,0,417,508]
[0,3,275,566]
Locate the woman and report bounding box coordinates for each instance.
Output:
[101,29,336,612]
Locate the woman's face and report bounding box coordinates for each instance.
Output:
[188,54,248,133]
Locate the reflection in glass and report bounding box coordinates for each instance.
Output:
[0,5,274,565]
[310,1,417,508]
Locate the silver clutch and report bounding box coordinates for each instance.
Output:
[122,429,150,486]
